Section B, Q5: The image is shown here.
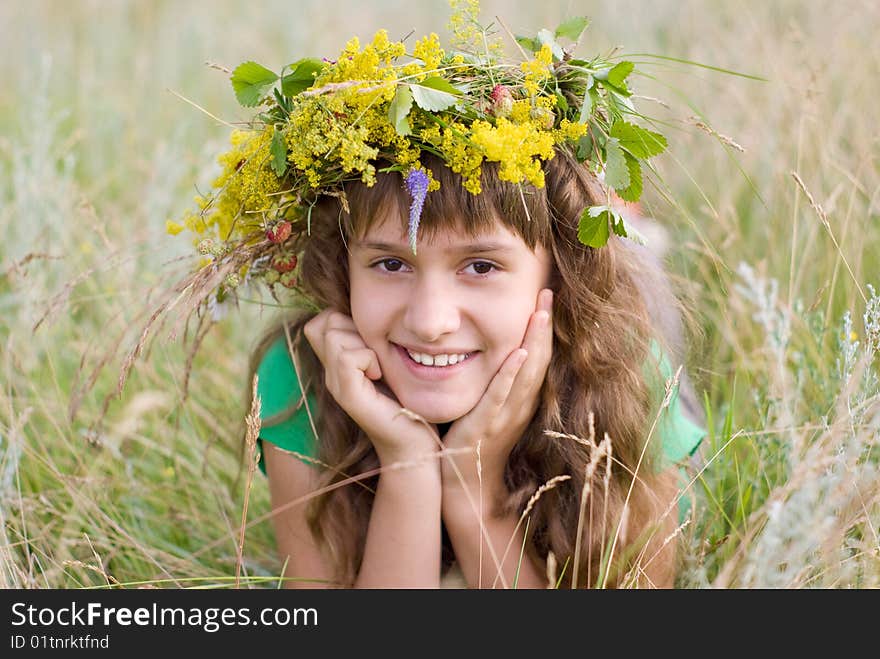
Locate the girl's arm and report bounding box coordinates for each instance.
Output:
[265,442,443,589]
[264,444,334,589]
[354,447,442,588]
[441,479,547,589]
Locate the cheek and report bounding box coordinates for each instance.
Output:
[348,273,377,328]
[491,303,534,349]
[350,291,399,357]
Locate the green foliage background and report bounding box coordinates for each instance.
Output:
[1,0,877,588]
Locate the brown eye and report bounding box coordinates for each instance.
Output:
[469,261,497,276]
[375,258,406,272]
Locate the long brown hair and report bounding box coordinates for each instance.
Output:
[250,149,687,587]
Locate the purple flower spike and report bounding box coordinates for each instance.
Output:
[405,168,429,256]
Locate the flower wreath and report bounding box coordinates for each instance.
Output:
[168,0,669,311]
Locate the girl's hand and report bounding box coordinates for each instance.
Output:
[303,309,440,465]
[440,289,554,494]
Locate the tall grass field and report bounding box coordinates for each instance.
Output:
[1,0,877,588]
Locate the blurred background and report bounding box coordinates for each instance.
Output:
[1,0,878,588]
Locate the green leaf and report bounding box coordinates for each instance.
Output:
[554,90,569,113]
[419,76,462,95]
[615,153,643,203]
[231,61,279,107]
[515,36,540,53]
[411,78,460,112]
[609,208,648,246]
[578,206,613,248]
[595,62,633,97]
[610,120,667,159]
[555,17,590,41]
[270,127,287,177]
[281,58,324,97]
[579,76,596,124]
[611,212,626,237]
[576,134,593,162]
[607,61,634,88]
[272,88,290,113]
[603,138,630,190]
[388,85,414,137]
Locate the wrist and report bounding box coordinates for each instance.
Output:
[441,466,508,509]
[440,451,505,491]
[375,444,440,472]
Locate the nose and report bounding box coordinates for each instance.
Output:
[402,273,461,343]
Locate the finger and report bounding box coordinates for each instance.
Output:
[303,311,331,361]
[324,327,368,352]
[338,348,382,384]
[307,310,359,363]
[323,330,382,380]
[521,289,553,368]
[528,288,553,346]
[538,287,554,315]
[324,310,358,332]
[506,291,553,405]
[480,348,528,413]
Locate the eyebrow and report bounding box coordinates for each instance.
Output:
[354,241,515,254]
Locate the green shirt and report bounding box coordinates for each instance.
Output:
[255,337,705,475]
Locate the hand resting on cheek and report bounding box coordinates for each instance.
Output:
[303,308,440,466]
[440,288,554,493]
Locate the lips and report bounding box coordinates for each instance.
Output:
[393,343,478,380]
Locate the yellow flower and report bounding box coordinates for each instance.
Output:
[470,118,555,188]
[520,44,554,97]
[413,33,444,73]
[165,220,185,236]
[447,0,503,57]
[207,127,281,240]
[555,119,588,143]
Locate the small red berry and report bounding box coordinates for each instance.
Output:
[266,220,292,244]
[271,253,298,273]
[280,271,297,288]
[490,84,514,118]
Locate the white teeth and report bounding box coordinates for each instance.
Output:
[406,349,471,367]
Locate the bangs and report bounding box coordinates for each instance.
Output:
[342,152,552,252]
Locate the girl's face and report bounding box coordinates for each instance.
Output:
[348,213,553,424]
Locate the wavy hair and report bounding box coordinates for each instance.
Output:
[249,149,690,587]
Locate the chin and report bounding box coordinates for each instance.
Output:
[395,393,475,424]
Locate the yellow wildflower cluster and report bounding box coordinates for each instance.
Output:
[447,0,503,56]
[181,128,281,241]
[555,118,589,143]
[421,121,484,194]
[413,33,445,75]
[316,30,404,114]
[470,118,555,188]
[284,30,424,189]
[521,44,554,96]
[323,30,405,84]
[286,98,383,187]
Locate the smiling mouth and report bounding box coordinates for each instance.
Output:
[394,344,479,368]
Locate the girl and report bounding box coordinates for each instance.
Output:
[167,7,710,588]
[250,150,706,589]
